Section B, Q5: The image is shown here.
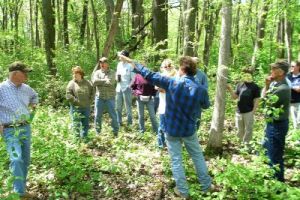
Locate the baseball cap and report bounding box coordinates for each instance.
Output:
[270,60,290,74]
[9,61,32,73]
[118,50,129,57]
[99,57,108,63]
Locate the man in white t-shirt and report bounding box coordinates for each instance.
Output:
[115,50,135,126]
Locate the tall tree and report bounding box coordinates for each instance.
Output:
[182,0,198,56]
[62,0,69,47]
[79,0,88,44]
[276,18,285,58]
[29,0,34,46]
[203,2,221,71]
[102,0,124,57]
[42,0,57,75]
[284,14,292,63]
[131,0,144,35]
[35,0,41,47]
[207,0,232,152]
[90,0,100,60]
[233,0,241,44]
[152,0,168,62]
[104,0,114,31]
[194,0,208,57]
[251,0,269,67]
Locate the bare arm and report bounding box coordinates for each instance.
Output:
[227,84,238,99]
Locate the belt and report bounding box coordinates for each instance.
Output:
[3,121,28,128]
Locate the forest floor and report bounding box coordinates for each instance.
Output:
[0,106,300,200]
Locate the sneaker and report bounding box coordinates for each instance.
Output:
[203,184,216,194]
[174,187,189,199]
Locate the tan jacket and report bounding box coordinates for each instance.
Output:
[92,69,116,100]
[66,79,94,107]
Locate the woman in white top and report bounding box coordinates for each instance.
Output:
[157,59,177,148]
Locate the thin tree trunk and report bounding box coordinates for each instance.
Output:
[42,0,57,75]
[203,3,221,71]
[194,0,208,57]
[35,0,41,47]
[207,0,232,153]
[176,4,183,55]
[284,14,292,63]
[62,0,69,48]
[102,0,124,57]
[56,0,62,44]
[90,0,100,60]
[183,0,198,56]
[251,0,269,67]
[29,0,34,46]
[276,18,285,58]
[233,0,241,44]
[86,13,91,49]
[79,0,88,44]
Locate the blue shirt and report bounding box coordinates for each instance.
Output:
[195,69,208,89]
[0,80,38,124]
[134,63,210,137]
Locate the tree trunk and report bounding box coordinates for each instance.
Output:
[176,4,183,55]
[104,0,114,31]
[203,3,221,71]
[35,0,41,47]
[56,0,62,44]
[79,0,88,44]
[62,0,69,48]
[207,0,232,153]
[42,0,57,75]
[90,0,100,60]
[131,0,144,35]
[233,0,241,44]
[182,0,198,56]
[251,0,269,67]
[276,18,285,58]
[194,0,208,57]
[284,15,292,63]
[102,0,124,57]
[152,0,168,62]
[13,0,23,44]
[29,0,34,46]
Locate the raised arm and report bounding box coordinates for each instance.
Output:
[118,55,172,90]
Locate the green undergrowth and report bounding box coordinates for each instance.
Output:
[0,106,299,199]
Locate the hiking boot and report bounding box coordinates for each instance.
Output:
[20,192,35,200]
[174,187,189,199]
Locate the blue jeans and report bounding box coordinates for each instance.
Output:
[263,119,289,182]
[70,105,90,137]
[195,109,202,130]
[136,97,158,134]
[166,133,211,196]
[3,125,31,195]
[95,97,119,135]
[116,88,133,126]
[154,93,160,114]
[158,114,166,147]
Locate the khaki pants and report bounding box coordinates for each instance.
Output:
[290,103,300,129]
[235,111,254,143]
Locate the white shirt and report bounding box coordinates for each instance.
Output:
[0,80,38,124]
[115,61,135,92]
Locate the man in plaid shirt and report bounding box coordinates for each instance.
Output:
[119,55,212,198]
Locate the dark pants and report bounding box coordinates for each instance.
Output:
[263,119,289,182]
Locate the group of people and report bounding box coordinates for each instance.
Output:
[227,60,299,182]
[0,54,298,199]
